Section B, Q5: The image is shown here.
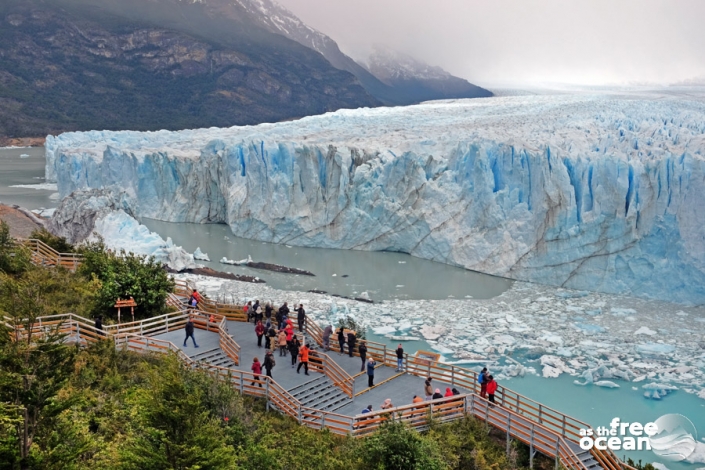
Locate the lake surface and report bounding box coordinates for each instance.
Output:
[141,217,513,302]
[0,147,56,209]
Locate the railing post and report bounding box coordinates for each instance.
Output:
[383,345,387,365]
[451,366,455,386]
[298,403,303,424]
[561,415,566,437]
[166,317,169,332]
[506,415,511,456]
[554,438,560,470]
[464,395,468,415]
[321,413,326,430]
[529,425,535,469]
[538,404,543,424]
[351,378,356,401]
[266,379,270,411]
[239,372,244,395]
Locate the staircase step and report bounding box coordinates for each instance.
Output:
[288,375,327,394]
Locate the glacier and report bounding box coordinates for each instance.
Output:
[45,92,705,304]
[49,189,198,271]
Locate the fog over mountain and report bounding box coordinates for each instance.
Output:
[284,0,705,87]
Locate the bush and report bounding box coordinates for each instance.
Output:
[78,241,174,320]
[0,221,31,275]
[355,421,446,470]
[338,316,366,340]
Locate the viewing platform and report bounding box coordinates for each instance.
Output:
[4,243,635,470]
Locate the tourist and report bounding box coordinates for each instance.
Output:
[267,324,277,352]
[183,315,199,347]
[366,357,376,387]
[479,367,488,398]
[380,398,393,410]
[94,315,103,335]
[358,341,368,372]
[452,387,460,396]
[251,357,263,388]
[264,321,272,349]
[278,329,288,356]
[297,344,310,375]
[432,388,443,400]
[412,395,423,404]
[189,289,201,309]
[297,303,306,332]
[289,336,300,368]
[361,405,372,414]
[264,302,273,321]
[254,304,263,324]
[337,327,346,355]
[395,344,404,372]
[285,323,294,345]
[244,300,252,321]
[278,302,289,324]
[264,350,275,378]
[444,387,453,397]
[486,375,497,405]
[255,320,265,347]
[424,377,433,400]
[322,324,333,351]
[347,330,356,357]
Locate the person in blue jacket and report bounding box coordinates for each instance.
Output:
[367,357,376,387]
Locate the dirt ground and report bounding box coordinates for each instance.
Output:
[0,204,44,238]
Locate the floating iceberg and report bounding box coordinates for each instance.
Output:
[45,93,705,305]
[193,247,210,261]
[642,382,678,400]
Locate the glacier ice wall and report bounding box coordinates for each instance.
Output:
[45,94,705,304]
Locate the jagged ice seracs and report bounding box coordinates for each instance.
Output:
[45,93,705,304]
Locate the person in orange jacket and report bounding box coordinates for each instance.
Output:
[297,344,310,375]
[486,375,498,405]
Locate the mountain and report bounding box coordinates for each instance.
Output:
[231,0,491,105]
[0,0,379,139]
[365,46,493,103]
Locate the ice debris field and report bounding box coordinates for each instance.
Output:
[46,93,705,305]
[176,272,705,403]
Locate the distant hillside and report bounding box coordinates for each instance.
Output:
[233,0,492,105]
[0,0,379,139]
[365,46,493,104]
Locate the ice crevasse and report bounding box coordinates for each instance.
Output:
[45,94,705,304]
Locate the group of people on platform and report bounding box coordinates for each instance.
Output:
[244,300,306,332]
[184,290,500,411]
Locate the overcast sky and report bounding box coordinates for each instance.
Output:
[282,0,705,87]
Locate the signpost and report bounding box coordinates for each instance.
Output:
[114,297,137,324]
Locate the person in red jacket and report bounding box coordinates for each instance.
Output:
[255,321,265,348]
[486,375,498,405]
[444,387,453,397]
[251,357,263,388]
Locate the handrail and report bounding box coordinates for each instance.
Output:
[6,269,631,468]
[310,351,354,398]
[351,393,588,469]
[18,238,83,271]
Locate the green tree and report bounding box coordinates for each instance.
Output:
[78,241,174,320]
[354,421,446,470]
[0,221,31,275]
[116,356,237,469]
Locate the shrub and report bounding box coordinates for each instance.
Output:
[78,241,174,320]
